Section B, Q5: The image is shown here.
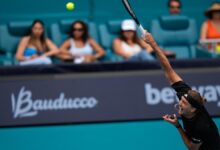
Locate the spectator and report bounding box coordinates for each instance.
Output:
[113,19,155,61]
[168,0,182,15]
[58,20,105,64]
[200,2,220,51]
[16,19,59,65]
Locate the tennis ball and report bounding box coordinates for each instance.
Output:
[66,2,75,11]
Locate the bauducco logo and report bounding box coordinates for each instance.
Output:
[11,87,98,119]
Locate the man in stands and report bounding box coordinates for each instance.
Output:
[168,0,182,15]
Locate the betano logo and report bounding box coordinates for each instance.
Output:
[145,83,220,107]
[11,87,98,119]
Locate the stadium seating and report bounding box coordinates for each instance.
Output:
[0,17,215,66]
[0,21,33,65]
[50,19,103,63]
[0,0,218,66]
[150,15,214,59]
[98,20,124,61]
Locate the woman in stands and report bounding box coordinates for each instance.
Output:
[58,20,105,64]
[200,2,220,51]
[16,19,59,65]
[113,19,155,61]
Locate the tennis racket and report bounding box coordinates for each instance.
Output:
[122,0,146,35]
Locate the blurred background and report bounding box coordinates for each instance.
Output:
[0,0,220,150]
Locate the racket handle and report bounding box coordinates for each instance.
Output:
[138,24,147,35]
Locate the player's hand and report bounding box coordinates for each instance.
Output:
[142,31,157,47]
[163,114,180,128]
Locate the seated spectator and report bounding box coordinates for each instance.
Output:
[113,19,155,61]
[200,2,220,51]
[168,0,181,15]
[16,19,59,65]
[58,20,105,64]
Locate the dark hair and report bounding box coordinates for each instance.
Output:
[119,30,139,44]
[205,2,220,19]
[177,90,206,111]
[69,20,89,43]
[168,0,182,8]
[29,19,47,50]
[187,90,206,106]
[207,11,220,19]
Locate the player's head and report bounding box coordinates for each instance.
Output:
[168,0,181,15]
[30,19,45,39]
[176,90,206,116]
[120,19,138,43]
[205,2,220,20]
[69,20,89,43]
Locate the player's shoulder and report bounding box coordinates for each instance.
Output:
[172,80,185,86]
[195,112,214,129]
[171,80,191,92]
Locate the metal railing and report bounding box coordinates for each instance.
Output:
[199,38,220,53]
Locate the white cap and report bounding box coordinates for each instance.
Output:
[121,19,136,31]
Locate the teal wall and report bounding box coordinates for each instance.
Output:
[0,0,217,27]
[0,118,219,150]
[0,0,91,24]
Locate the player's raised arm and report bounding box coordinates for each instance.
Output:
[142,32,182,85]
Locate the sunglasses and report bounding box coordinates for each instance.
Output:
[73,28,84,32]
[123,30,135,32]
[170,6,180,9]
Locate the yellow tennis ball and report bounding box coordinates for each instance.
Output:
[66,2,74,11]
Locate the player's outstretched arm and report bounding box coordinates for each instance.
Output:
[142,32,182,85]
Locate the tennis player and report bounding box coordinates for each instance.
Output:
[142,32,220,150]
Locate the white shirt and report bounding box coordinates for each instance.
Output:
[69,39,93,64]
[121,41,142,57]
[69,39,93,56]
